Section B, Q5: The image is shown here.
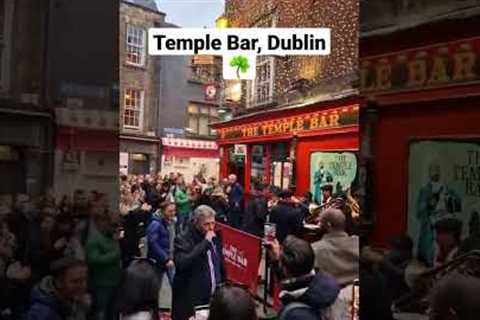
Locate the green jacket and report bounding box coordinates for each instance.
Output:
[85,230,121,287]
[175,189,191,217]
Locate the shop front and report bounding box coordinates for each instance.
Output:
[160,137,219,182]
[212,98,360,199]
[360,35,480,255]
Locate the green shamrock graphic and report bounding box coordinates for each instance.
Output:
[229,55,250,79]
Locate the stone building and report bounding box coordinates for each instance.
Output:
[119,0,164,175]
[158,53,221,182]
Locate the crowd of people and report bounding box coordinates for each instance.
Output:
[1,169,479,320]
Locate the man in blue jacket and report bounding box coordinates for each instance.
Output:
[146,201,177,288]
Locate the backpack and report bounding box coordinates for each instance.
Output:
[278,302,317,320]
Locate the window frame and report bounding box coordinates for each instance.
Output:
[187,103,219,137]
[246,15,276,108]
[125,24,146,67]
[123,88,144,130]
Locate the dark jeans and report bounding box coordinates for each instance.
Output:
[228,206,242,229]
[92,285,116,320]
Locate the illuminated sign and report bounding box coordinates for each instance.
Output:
[361,37,480,94]
[217,105,358,141]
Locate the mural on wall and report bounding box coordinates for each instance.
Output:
[408,140,480,266]
[310,151,358,204]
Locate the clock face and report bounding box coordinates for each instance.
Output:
[205,85,216,99]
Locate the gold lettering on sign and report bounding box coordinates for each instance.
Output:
[407,52,428,87]
[453,45,476,81]
[319,115,328,128]
[376,59,392,90]
[329,113,340,127]
[310,115,319,129]
[295,118,304,131]
[360,60,374,91]
[273,122,283,134]
[428,54,450,84]
[282,121,291,133]
[215,107,358,141]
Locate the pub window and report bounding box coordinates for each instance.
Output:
[270,142,291,190]
[251,145,267,190]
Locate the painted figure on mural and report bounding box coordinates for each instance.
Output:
[313,161,333,204]
[415,163,462,266]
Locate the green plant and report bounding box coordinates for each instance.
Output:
[229,55,250,79]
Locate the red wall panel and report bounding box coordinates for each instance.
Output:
[371,98,480,245]
[295,130,359,196]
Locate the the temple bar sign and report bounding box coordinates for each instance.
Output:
[217,105,358,141]
[361,37,480,93]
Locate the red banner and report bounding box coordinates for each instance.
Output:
[216,223,262,295]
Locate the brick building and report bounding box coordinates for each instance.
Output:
[223,0,357,112]
[212,0,359,198]
[119,0,164,175]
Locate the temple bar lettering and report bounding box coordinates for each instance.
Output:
[217,106,359,141]
[361,37,480,93]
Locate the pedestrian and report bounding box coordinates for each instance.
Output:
[115,259,161,320]
[208,284,257,320]
[172,205,225,320]
[209,187,229,224]
[85,213,122,320]
[146,201,177,288]
[26,257,90,320]
[312,208,359,287]
[268,235,340,320]
[120,187,151,266]
[227,174,244,229]
[380,235,413,303]
[174,179,191,232]
[242,183,268,237]
[269,190,303,243]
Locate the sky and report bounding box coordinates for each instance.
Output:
[156,0,225,28]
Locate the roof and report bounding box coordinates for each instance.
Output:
[122,0,164,14]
